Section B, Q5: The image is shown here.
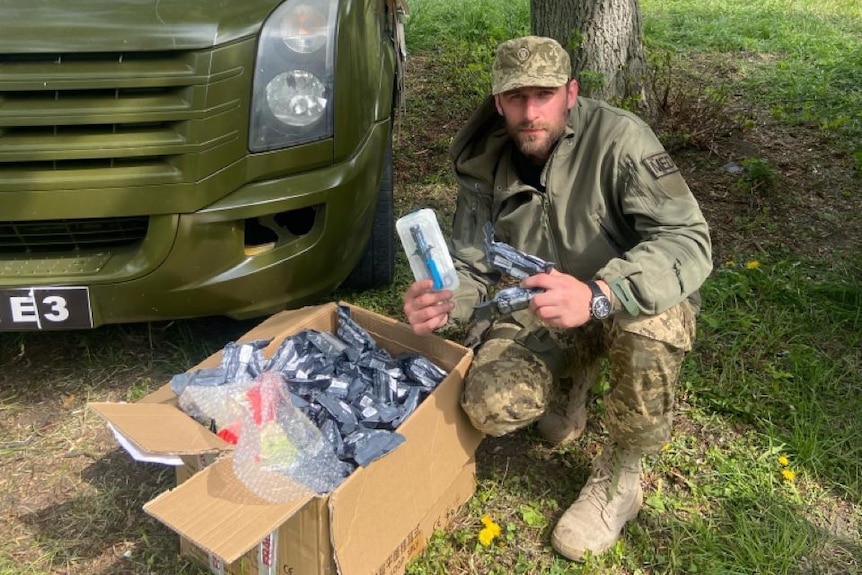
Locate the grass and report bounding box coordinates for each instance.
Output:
[640,0,862,166]
[693,259,861,497]
[405,0,530,51]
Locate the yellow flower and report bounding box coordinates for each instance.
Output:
[782,469,796,481]
[481,515,501,535]
[746,260,761,269]
[778,455,790,467]
[478,515,501,546]
[724,260,736,267]
[478,527,496,546]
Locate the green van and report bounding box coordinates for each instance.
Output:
[0,0,404,329]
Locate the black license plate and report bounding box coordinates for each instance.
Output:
[0,287,94,330]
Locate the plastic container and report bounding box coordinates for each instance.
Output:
[396,209,459,290]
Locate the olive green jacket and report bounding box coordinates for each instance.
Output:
[447,96,713,323]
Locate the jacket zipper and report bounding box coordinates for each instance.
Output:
[540,152,566,271]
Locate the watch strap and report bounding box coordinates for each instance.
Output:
[586,280,604,300]
[586,280,611,320]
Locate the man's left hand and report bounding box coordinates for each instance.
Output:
[522,269,608,329]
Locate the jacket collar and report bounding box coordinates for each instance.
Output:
[450,96,585,191]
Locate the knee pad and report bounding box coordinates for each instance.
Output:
[460,338,553,436]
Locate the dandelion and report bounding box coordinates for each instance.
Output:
[778,455,790,467]
[724,260,735,267]
[478,528,495,546]
[746,260,761,269]
[782,469,796,482]
[481,515,501,535]
[478,515,501,547]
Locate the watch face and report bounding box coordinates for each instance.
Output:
[592,296,612,319]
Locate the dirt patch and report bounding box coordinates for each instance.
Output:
[677,122,861,264]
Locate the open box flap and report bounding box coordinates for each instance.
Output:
[90,402,231,456]
[328,346,482,575]
[144,458,316,565]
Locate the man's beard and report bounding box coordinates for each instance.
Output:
[507,120,566,164]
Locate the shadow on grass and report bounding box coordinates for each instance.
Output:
[17,450,208,575]
[0,315,260,405]
[476,428,594,502]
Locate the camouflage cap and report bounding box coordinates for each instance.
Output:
[492,36,571,95]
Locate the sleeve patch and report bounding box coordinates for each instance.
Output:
[643,152,679,179]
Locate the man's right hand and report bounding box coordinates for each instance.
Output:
[403,279,455,335]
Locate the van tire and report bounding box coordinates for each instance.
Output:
[343,135,395,290]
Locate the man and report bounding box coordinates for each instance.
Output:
[402,36,712,560]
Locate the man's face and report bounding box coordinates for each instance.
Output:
[494,82,578,164]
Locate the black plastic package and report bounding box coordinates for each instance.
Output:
[172,304,450,493]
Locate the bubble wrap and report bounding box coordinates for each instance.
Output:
[230,372,349,502]
[177,380,252,431]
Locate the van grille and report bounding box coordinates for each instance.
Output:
[0,217,148,254]
[0,47,248,190]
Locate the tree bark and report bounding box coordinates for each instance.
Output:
[531,0,647,106]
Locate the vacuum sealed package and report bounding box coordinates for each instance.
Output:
[396,208,459,290]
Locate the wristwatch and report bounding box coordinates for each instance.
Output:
[586,281,612,320]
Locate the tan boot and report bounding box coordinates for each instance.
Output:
[536,363,598,445]
[551,445,644,560]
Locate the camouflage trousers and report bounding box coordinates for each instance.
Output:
[461,300,697,453]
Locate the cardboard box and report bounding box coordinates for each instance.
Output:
[91,302,483,575]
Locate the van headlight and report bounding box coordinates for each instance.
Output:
[249,0,338,152]
[266,70,327,127]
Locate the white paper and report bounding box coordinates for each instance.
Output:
[108,423,184,466]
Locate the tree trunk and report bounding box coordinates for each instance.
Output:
[531,0,647,106]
